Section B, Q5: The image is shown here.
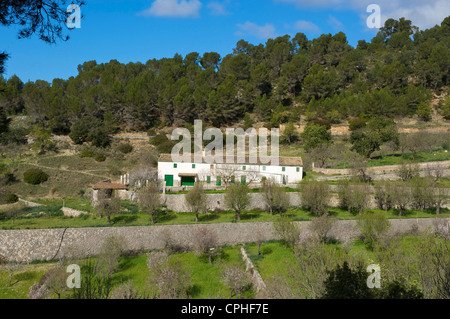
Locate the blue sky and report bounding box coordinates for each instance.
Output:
[0,0,448,83]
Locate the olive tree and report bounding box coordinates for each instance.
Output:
[261,178,290,217]
[224,183,251,221]
[299,180,330,216]
[185,182,208,223]
[137,182,162,224]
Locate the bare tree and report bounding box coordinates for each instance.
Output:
[425,163,445,182]
[40,266,68,299]
[390,181,411,216]
[397,162,420,181]
[129,166,158,190]
[253,224,267,255]
[400,132,428,160]
[374,180,394,212]
[27,282,49,299]
[224,183,251,221]
[299,180,330,216]
[410,177,434,212]
[346,152,371,182]
[137,182,162,224]
[185,182,208,222]
[431,185,449,216]
[110,281,144,299]
[261,178,290,217]
[97,235,127,278]
[309,214,335,243]
[2,261,24,286]
[191,226,220,264]
[222,265,251,299]
[147,251,191,299]
[214,164,239,189]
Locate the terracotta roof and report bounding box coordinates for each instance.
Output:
[158,154,302,166]
[92,182,128,190]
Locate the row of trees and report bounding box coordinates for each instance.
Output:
[1,17,449,142]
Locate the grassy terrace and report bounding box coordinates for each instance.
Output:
[243,237,427,282]
[0,199,448,230]
[0,246,253,299]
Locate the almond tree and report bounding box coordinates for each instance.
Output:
[191,226,220,264]
[222,265,251,299]
[262,178,290,217]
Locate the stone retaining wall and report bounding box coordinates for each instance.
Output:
[0,218,447,263]
[312,160,450,176]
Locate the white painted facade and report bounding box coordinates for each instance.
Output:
[158,156,303,187]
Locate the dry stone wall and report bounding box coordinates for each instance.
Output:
[0,218,447,262]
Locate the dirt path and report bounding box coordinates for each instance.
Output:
[27,162,110,179]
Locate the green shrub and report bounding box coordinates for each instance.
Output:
[80,149,94,158]
[5,193,18,203]
[94,153,107,162]
[117,143,133,154]
[23,168,49,185]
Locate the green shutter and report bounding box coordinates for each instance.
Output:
[216,176,222,186]
[296,167,300,172]
[207,176,211,184]
[173,163,177,168]
[243,165,246,171]
[241,176,246,184]
[192,164,196,169]
[282,167,286,172]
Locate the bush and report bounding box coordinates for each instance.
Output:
[349,118,366,131]
[94,153,107,162]
[117,143,133,154]
[23,168,49,185]
[5,193,18,203]
[80,149,94,158]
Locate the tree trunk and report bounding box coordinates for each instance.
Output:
[196,213,199,223]
[151,214,155,224]
[208,254,212,265]
[107,215,111,224]
[258,243,261,255]
[436,203,440,216]
[237,211,241,221]
[9,273,12,286]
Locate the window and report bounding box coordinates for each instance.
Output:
[210,164,214,169]
[192,164,196,169]
[263,166,266,171]
[296,167,300,172]
[207,176,211,184]
[282,167,286,172]
[243,166,246,171]
[241,176,246,184]
[173,163,177,169]
[231,176,235,183]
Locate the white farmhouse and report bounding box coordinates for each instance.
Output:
[157,154,303,187]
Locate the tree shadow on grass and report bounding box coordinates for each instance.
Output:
[240,211,263,221]
[112,215,138,225]
[157,213,176,223]
[198,214,219,222]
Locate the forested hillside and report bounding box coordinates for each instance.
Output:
[0,16,449,140]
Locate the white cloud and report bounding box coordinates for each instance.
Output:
[207,1,229,15]
[142,0,202,18]
[328,15,344,31]
[236,22,277,39]
[275,0,450,29]
[291,20,321,33]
